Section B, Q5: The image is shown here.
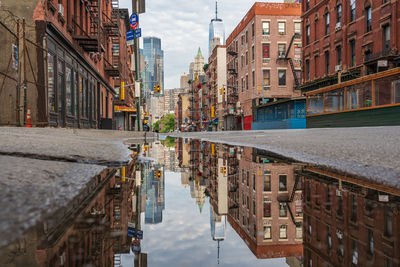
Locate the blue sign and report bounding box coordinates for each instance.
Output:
[130,13,139,28]
[128,227,143,239]
[135,28,142,38]
[126,30,134,41]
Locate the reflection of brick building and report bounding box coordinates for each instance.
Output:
[302,167,400,267]
[228,146,303,259]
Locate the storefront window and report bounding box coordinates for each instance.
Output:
[47,53,56,113]
[65,66,72,115]
[325,88,344,112]
[74,72,79,117]
[57,60,64,114]
[307,94,324,115]
[83,78,87,118]
[79,74,83,118]
[375,74,400,106]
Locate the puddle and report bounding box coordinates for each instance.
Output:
[1,139,399,266]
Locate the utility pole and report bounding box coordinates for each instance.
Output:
[133,0,142,131]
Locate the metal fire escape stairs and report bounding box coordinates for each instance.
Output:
[283,33,301,90]
[104,0,121,77]
[277,174,302,227]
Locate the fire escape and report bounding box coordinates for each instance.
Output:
[277,33,301,90]
[226,48,239,116]
[103,0,121,77]
[73,0,104,53]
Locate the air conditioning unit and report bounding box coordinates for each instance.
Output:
[278,52,286,58]
[336,189,342,196]
[335,22,341,30]
[335,65,342,72]
[58,4,65,17]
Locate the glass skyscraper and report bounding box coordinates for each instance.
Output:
[208,1,225,57]
[141,37,164,100]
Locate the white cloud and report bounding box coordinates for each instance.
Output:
[118,0,278,88]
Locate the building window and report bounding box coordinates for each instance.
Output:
[278,70,286,86]
[252,23,255,37]
[241,55,244,69]
[245,75,248,91]
[325,51,330,74]
[325,12,330,35]
[383,24,390,51]
[307,181,311,201]
[327,226,332,251]
[262,44,270,61]
[366,6,372,32]
[48,53,56,113]
[264,226,271,239]
[350,39,356,67]
[241,35,244,46]
[336,45,342,66]
[368,230,374,254]
[251,45,255,61]
[57,59,64,117]
[296,225,302,239]
[252,70,255,87]
[263,202,271,217]
[306,0,310,10]
[326,186,331,210]
[245,31,248,43]
[263,170,271,191]
[350,0,356,21]
[305,59,310,80]
[294,22,301,35]
[279,225,287,239]
[306,25,310,44]
[279,174,287,191]
[65,66,73,115]
[279,203,287,217]
[337,4,342,26]
[338,230,344,256]
[245,51,248,65]
[338,195,343,216]
[278,44,286,58]
[278,22,286,35]
[384,207,393,237]
[351,194,357,222]
[262,21,270,35]
[263,70,270,89]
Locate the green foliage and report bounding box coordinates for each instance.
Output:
[153,121,160,132]
[154,113,175,133]
[161,136,175,148]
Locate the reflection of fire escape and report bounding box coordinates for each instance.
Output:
[73,0,104,52]
[104,0,121,77]
[278,174,302,227]
[277,33,301,90]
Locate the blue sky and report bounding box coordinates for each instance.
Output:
[119,0,273,89]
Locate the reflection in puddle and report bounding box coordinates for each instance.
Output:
[1,139,399,267]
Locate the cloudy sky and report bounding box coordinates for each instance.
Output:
[119,0,279,89]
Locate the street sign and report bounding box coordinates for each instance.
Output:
[131,239,141,254]
[128,227,143,239]
[127,30,134,41]
[135,28,142,38]
[130,13,139,29]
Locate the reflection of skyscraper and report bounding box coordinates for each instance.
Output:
[143,164,165,224]
[208,1,225,57]
[141,37,164,100]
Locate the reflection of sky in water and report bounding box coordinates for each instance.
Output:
[135,171,290,267]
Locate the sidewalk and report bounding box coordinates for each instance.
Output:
[167,126,400,187]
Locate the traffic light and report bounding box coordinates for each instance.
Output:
[154,170,162,179]
[154,85,161,93]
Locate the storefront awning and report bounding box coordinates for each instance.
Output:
[114,105,137,112]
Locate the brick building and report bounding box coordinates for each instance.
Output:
[302,167,400,267]
[0,0,137,129]
[226,2,302,130]
[228,146,303,258]
[301,0,400,127]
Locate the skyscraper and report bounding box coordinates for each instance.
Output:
[141,37,164,100]
[208,1,225,57]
